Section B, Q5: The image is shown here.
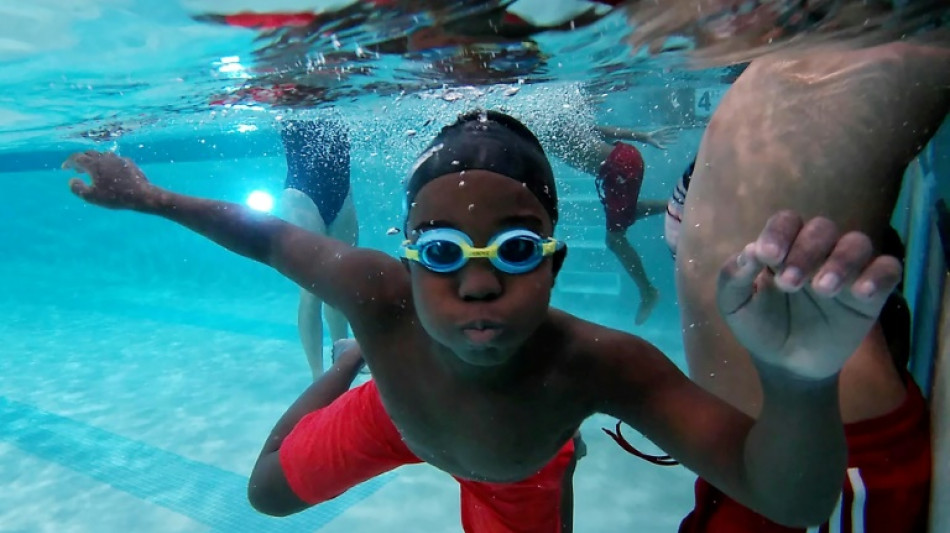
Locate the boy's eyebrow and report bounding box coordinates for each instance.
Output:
[497,215,545,231]
[411,215,545,235]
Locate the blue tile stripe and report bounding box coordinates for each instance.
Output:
[0,396,394,532]
[0,131,283,174]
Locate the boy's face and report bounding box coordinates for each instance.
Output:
[406,170,556,366]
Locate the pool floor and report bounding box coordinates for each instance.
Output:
[0,278,694,532]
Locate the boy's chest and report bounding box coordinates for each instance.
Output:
[378,374,584,482]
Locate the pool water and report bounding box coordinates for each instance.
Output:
[0,94,703,531]
[4,1,948,532]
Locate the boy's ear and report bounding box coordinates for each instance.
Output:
[551,245,568,285]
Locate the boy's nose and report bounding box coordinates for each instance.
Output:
[457,261,502,301]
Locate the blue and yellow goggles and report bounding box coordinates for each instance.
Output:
[401,228,564,274]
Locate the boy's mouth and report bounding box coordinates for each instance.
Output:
[461,320,503,344]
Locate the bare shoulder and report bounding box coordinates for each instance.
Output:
[546,309,681,404]
[335,248,415,335]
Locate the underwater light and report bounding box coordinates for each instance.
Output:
[217,56,246,75]
[246,190,274,213]
[219,63,245,74]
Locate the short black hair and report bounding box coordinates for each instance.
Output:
[404,109,558,229]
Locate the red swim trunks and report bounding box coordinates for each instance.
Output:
[678,377,931,533]
[596,142,646,232]
[279,380,576,532]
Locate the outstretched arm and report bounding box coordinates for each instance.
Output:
[593,212,901,527]
[594,125,678,149]
[63,151,406,326]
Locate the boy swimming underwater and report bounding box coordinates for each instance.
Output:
[64,110,902,532]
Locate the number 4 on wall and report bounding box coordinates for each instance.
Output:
[693,87,726,119]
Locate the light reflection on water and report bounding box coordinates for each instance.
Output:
[0,0,945,148]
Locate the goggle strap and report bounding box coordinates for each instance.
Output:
[465,246,495,259]
[400,240,419,261]
[400,231,563,271]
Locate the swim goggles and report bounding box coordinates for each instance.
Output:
[401,228,564,274]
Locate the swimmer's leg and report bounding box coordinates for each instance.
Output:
[282,187,330,380]
[606,229,659,325]
[326,192,359,344]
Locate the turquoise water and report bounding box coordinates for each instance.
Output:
[4,1,947,531]
[0,88,704,531]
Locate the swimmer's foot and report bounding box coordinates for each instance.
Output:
[635,287,659,325]
[331,339,369,374]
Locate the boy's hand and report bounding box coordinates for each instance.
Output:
[645,127,678,150]
[63,150,158,210]
[330,339,370,376]
[716,211,902,380]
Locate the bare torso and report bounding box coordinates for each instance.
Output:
[677,38,950,420]
[357,307,595,482]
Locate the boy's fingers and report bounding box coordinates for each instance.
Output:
[68,177,91,198]
[811,231,874,296]
[62,152,94,172]
[773,217,839,291]
[754,210,804,267]
[850,255,903,303]
[718,242,762,315]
